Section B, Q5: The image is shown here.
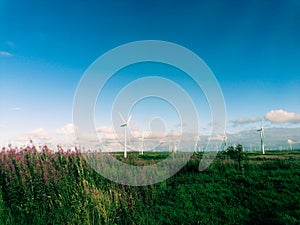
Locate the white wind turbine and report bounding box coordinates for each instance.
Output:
[139,130,145,155]
[173,142,177,153]
[119,113,132,158]
[257,121,265,154]
[194,135,200,152]
[223,132,228,151]
[288,139,293,150]
[169,142,177,153]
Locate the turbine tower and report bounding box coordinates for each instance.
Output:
[173,143,177,153]
[194,135,200,152]
[119,113,132,158]
[223,133,228,151]
[257,123,265,154]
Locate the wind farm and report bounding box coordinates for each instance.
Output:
[1,90,299,225]
[1,0,300,224]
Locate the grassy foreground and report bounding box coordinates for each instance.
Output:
[0,146,299,225]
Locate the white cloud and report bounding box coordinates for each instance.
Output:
[96,125,114,134]
[0,51,13,57]
[56,123,75,135]
[27,128,50,141]
[165,130,181,138]
[208,135,225,141]
[11,107,21,111]
[0,124,7,129]
[96,125,117,140]
[130,130,147,139]
[265,109,300,123]
[11,128,51,146]
[231,117,261,126]
[96,125,174,141]
[13,135,30,143]
[95,124,187,151]
[6,41,15,48]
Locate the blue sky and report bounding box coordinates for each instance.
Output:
[1,0,300,149]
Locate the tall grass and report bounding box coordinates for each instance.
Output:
[0,146,124,224]
[0,146,299,224]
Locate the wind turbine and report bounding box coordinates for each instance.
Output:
[257,122,265,154]
[119,113,132,158]
[194,135,200,152]
[169,142,177,153]
[222,132,228,151]
[288,139,293,150]
[173,143,177,153]
[139,130,145,155]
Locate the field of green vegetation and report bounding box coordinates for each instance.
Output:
[0,145,299,225]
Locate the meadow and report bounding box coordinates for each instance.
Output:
[0,145,299,225]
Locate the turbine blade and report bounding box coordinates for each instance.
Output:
[127,115,132,124]
[119,112,126,123]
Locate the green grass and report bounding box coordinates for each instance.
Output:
[0,147,299,224]
[111,151,172,165]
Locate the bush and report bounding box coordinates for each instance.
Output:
[225,144,247,171]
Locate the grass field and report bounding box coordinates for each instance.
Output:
[0,146,299,224]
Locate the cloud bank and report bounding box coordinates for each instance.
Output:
[27,128,50,141]
[231,117,261,126]
[56,123,75,135]
[265,109,300,123]
[0,51,13,57]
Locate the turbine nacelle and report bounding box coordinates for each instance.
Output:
[257,128,264,133]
